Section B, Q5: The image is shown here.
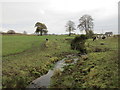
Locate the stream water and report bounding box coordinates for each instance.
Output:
[27,55,79,89]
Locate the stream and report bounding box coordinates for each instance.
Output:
[27,54,79,89]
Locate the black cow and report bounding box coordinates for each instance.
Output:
[46,38,48,41]
[102,36,106,39]
[93,37,97,41]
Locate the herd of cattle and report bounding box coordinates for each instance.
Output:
[92,35,112,41]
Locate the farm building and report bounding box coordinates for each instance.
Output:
[105,32,113,36]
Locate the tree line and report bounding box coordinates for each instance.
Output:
[35,14,94,37]
[66,14,94,38]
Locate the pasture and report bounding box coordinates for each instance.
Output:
[2,35,73,56]
[2,35,119,88]
[2,35,76,88]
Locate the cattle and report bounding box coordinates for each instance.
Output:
[102,36,106,39]
[93,37,97,41]
[46,38,48,41]
[92,35,107,41]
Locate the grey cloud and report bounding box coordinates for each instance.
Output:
[1,1,118,34]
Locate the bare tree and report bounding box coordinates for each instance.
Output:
[77,14,93,35]
[65,20,76,36]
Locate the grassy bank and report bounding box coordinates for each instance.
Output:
[2,35,77,88]
[51,36,119,88]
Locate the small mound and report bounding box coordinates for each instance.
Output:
[65,59,74,63]
[40,40,59,50]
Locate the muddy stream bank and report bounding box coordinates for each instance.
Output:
[27,54,79,89]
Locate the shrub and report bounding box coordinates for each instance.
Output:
[86,30,94,38]
[2,76,29,88]
[71,34,87,54]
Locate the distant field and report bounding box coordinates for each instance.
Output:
[2,35,74,56]
[2,35,41,56]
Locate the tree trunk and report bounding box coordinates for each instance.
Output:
[69,27,71,36]
[40,30,43,36]
[85,29,89,35]
[69,31,71,36]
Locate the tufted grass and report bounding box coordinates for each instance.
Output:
[50,36,119,88]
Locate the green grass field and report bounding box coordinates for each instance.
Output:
[2,35,74,56]
[2,35,77,88]
[2,35,119,88]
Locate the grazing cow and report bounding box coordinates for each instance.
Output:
[97,35,101,39]
[93,37,97,41]
[46,38,48,41]
[102,36,106,39]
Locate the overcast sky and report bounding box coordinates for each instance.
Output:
[0,0,119,34]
